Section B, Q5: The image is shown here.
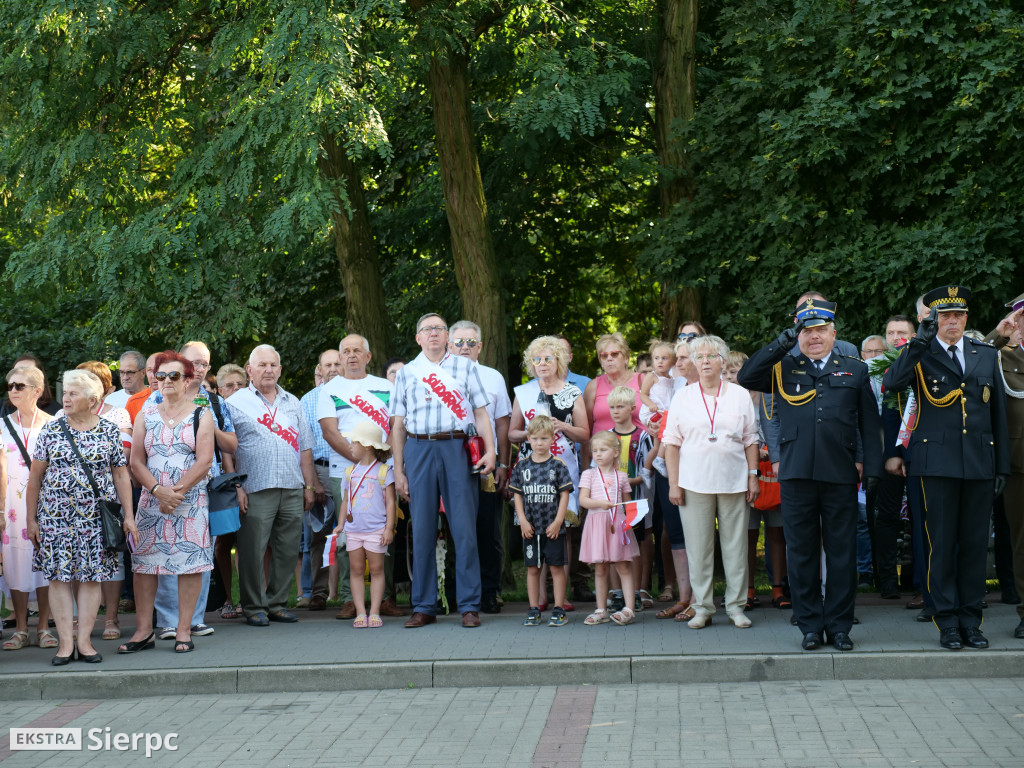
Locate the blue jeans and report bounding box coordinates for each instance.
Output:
[857,494,873,576]
[155,569,210,629]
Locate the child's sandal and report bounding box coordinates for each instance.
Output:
[352,615,368,628]
[368,614,383,628]
[611,607,635,626]
[584,609,610,625]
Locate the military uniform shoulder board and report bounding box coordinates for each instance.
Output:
[966,337,995,348]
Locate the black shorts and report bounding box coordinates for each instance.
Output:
[523,532,568,568]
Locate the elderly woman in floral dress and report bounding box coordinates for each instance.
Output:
[26,370,137,665]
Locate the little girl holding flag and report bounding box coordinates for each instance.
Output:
[330,422,396,628]
[578,431,648,625]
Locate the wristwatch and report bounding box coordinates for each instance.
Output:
[748,469,759,476]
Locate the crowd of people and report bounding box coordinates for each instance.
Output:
[2,284,1023,665]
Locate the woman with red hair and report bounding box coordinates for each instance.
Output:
[118,351,215,655]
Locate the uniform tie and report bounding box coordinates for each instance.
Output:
[948,345,963,375]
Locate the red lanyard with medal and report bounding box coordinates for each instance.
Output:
[701,380,722,443]
[346,460,379,522]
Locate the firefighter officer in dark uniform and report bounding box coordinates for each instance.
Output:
[739,299,883,651]
[883,285,1010,650]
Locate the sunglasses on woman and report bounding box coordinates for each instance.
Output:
[6,382,28,392]
[154,371,186,382]
[598,350,622,360]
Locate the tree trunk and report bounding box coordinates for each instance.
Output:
[427,48,507,372]
[319,134,391,360]
[654,0,700,339]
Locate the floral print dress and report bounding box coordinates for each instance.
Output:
[130,402,213,575]
[32,417,125,582]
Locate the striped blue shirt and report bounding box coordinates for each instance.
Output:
[300,384,330,462]
[392,352,489,434]
[227,385,313,494]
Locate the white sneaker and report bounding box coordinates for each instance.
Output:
[687,612,712,629]
[158,627,176,640]
[190,623,215,636]
[729,612,752,629]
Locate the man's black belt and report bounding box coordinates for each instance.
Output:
[407,431,467,441]
[314,458,330,467]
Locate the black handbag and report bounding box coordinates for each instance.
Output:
[57,418,127,552]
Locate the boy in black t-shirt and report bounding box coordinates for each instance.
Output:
[509,415,574,626]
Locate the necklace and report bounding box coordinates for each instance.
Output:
[701,380,723,442]
[163,399,192,426]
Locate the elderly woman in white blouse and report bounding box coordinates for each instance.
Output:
[661,335,760,629]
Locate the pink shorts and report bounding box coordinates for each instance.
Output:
[345,528,388,554]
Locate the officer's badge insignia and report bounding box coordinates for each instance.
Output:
[948,286,958,298]
[983,385,990,403]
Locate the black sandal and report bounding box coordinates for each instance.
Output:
[118,633,156,654]
[174,639,194,653]
[771,585,792,610]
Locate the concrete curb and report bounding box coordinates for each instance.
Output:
[5,649,1023,701]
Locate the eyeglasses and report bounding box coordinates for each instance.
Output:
[677,332,698,341]
[188,361,211,371]
[693,354,720,362]
[154,371,186,382]
[531,356,555,364]
[598,350,623,360]
[452,338,479,348]
[6,382,28,392]
[417,325,447,335]
[119,369,140,376]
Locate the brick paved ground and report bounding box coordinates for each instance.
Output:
[2,679,1022,768]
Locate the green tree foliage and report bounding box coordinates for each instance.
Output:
[641,0,1024,351]
[0,0,392,382]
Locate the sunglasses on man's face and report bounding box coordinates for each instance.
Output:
[6,382,28,392]
[452,338,479,348]
[154,371,185,382]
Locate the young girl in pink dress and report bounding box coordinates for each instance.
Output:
[579,431,639,625]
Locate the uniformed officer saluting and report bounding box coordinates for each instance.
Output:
[739,299,882,652]
[883,285,1009,650]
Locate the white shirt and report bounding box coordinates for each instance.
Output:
[943,337,965,371]
[104,389,131,409]
[660,382,759,495]
[475,363,511,452]
[317,374,393,478]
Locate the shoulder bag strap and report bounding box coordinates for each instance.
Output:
[201,399,223,463]
[56,418,104,501]
[208,394,225,429]
[3,414,32,467]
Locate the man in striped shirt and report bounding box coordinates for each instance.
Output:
[392,314,495,628]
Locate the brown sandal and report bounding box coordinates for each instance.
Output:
[674,606,697,622]
[656,601,690,619]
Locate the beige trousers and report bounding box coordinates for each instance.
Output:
[679,490,749,617]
